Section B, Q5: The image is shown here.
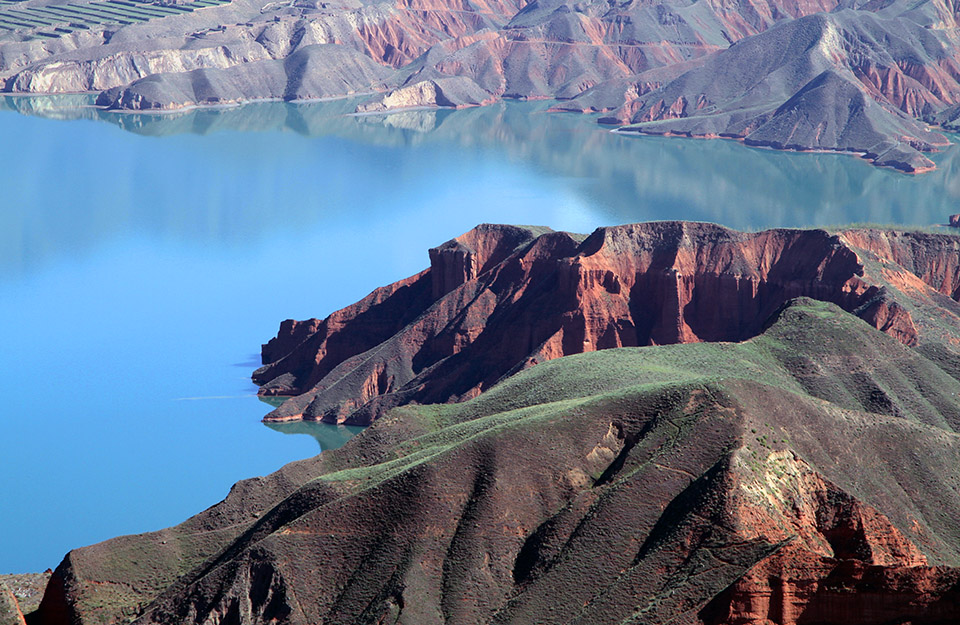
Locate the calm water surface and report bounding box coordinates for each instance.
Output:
[1,95,957,573]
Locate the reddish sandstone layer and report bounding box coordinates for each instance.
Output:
[704,558,960,625]
[698,450,960,624]
[254,223,960,424]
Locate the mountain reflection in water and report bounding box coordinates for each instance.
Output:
[3,96,958,252]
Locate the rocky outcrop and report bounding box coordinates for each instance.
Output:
[34,296,960,625]
[355,76,494,112]
[95,44,392,110]
[950,214,960,228]
[5,38,274,95]
[254,222,960,424]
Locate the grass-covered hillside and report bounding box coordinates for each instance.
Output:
[36,298,960,625]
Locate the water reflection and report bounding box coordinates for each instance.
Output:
[2,95,958,257]
[257,394,366,450]
[263,420,366,452]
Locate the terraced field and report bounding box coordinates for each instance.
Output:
[0,0,231,39]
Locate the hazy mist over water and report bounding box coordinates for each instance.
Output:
[1,96,957,573]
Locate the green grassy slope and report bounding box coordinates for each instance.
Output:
[38,297,960,625]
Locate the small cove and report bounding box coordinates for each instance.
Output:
[1,96,957,574]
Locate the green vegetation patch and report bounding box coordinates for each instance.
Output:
[46,297,960,625]
[3,10,58,25]
[0,14,40,27]
[317,298,960,496]
[31,7,101,25]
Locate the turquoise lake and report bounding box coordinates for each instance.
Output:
[1,95,958,574]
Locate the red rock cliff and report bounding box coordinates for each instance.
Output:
[255,223,960,424]
[698,450,960,625]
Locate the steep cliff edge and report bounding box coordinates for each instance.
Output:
[254,222,960,425]
[35,296,960,625]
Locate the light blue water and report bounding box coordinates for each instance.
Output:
[1,96,957,574]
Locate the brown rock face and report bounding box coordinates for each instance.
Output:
[255,222,960,424]
[698,450,960,625]
[950,214,960,228]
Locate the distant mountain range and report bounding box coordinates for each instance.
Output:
[23,222,960,625]
[1,0,959,168]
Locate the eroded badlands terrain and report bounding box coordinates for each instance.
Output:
[255,223,960,424]
[3,0,960,168]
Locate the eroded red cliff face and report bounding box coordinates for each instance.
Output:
[256,269,434,396]
[840,229,960,301]
[697,450,960,625]
[703,558,960,625]
[255,223,960,424]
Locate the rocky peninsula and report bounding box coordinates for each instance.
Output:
[23,222,960,625]
[255,222,960,424]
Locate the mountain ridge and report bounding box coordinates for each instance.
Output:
[31,286,960,624]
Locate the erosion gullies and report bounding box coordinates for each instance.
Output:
[4,0,960,167]
[601,8,960,171]
[0,0,518,98]
[253,222,960,425]
[34,292,960,625]
[371,0,846,109]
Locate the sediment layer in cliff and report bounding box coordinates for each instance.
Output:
[253,222,960,425]
[35,295,960,625]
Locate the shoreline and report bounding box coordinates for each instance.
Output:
[3,88,950,174]
[611,126,954,175]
